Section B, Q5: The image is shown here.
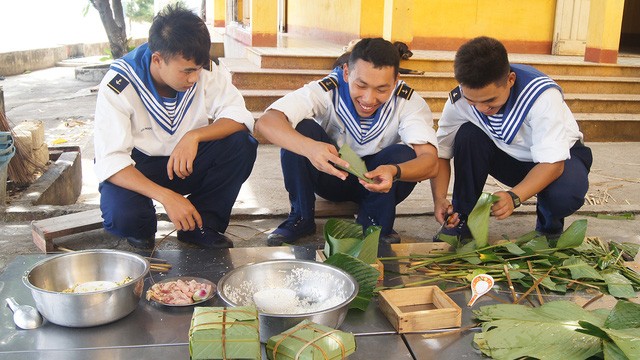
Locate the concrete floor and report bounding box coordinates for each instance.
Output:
[1,64,640,275]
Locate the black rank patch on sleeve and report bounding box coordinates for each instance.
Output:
[396,83,414,99]
[107,74,129,94]
[318,76,338,91]
[449,86,462,104]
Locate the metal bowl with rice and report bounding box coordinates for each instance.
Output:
[217,259,358,342]
[23,249,149,327]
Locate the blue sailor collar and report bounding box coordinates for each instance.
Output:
[109,43,197,135]
[323,66,407,146]
[468,64,562,144]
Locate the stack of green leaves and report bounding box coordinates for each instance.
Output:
[473,300,640,359]
[323,218,380,264]
[380,192,640,298]
[189,306,260,360]
[266,319,356,360]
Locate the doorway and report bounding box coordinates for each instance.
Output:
[619,1,640,55]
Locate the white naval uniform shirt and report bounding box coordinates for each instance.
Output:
[267,79,438,158]
[437,88,583,163]
[93,63,254,183]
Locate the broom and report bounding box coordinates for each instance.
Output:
[0,110,42,186]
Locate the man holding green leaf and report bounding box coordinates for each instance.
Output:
[431,37,592,241]
[256,38,439,246]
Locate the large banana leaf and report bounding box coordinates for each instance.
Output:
[473,301,607,360]
[324,253,379,311]
[467,192,499,248]
[323,218,380,264]
[336,143,374,184]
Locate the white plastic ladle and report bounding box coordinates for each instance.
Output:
[467,274,495,307]
[6,297,43,329]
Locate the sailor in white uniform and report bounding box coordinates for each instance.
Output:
[94,5,256,249]
[432,36,592,240]
[256,38,439,246]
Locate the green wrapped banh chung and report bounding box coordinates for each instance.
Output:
[266,320,356,360]
[189,306,260,360]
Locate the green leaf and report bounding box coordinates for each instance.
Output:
[514,230,541,245]
[473,301,606,360]
[604,328,640,359]
[324,253,379,311]
[336,144,374,183]
[556,219,587,249]
[359,226,381,264]
[503,242,526,255]
[563,256,604,280]
[602,340,630,360]
[604,301,640,329]
[467,193,499,248]
[602,270,636,299]
[456,241,481,264]
[522,236,550,252]
[576,320,610,339]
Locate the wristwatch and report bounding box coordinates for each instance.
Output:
[392,164,402,182]
[506,190,521,208]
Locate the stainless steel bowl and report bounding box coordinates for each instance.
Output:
[218,259,358,342]
[23,249,149,327]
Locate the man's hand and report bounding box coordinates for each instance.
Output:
[302,141,349,180]
[167,132,199,180]
[434,198,460,228]
[491,190,516,220]
[161,191,203,231]
[360,164,394,193]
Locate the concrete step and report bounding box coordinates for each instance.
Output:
[242,89,640,114]
[250,107,640,143]
[222,58,640,94]
[246,48,640,77]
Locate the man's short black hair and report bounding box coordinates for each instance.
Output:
[348,38,400,76]
[148,4,210,66]
[454,36,511,89]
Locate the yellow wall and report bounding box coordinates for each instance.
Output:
[360,0,385,38]
[287,0,362,43]
[410,0,557,53]
[286,0,558,53]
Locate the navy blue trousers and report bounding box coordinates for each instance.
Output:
[451,123,592,234]
[281,119,417,235]
[99,132,258,239]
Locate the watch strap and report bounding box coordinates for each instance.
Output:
[507,190,521,208]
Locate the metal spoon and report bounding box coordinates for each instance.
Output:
[5,297,43,329]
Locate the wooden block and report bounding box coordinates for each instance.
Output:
[315,249,384,281]
[388,242,453,256]
[33,143,49,168]
[14,120,45,149]
[31,209,104,253]
[378,286,461,333]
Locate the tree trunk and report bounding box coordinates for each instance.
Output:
[90,0,128,59]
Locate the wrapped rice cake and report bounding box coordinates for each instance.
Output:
[266,320,356,360]
[189,306,260,360]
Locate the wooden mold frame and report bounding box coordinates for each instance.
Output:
[315,250,384,281]
[378,286,461,333]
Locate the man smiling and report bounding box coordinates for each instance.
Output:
[431,36,592,241]
[94,5,257,249]
[256,38,439,246]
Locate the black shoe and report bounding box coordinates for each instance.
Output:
[126,236,155,249]
[267,216,316,246]
[177,227,234,249]
[380,231,401,244]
